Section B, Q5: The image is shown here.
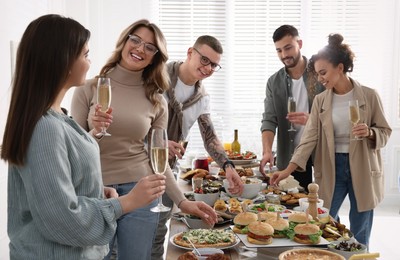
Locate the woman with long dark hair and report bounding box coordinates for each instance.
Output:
[1,14,166,259]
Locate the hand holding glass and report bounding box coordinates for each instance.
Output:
[287,97,297,132]
[178,140,189,156]
[150,128,170,212]
[96,77,112,137]
[349,100,362,140]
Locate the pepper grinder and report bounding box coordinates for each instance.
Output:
[307,183,319,221]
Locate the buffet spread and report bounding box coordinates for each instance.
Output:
[171,154,370,260]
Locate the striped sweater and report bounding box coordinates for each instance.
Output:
[7,109,123,259]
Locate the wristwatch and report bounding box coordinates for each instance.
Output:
[222,160,235,172]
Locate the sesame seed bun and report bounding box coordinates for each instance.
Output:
[257,211,278,222]
[267,217,289,231]
[288,212,313,223]
[233,212,258,226]
[294,223,320,235]
[247,221,274,236]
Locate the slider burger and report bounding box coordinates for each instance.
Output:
[266,217,289,238]
[293,223,323,245]
[257,211,278,222]
[247,221,274,245]
[288,212,313,226]
[233,212,258,234]
[286,212,313,239]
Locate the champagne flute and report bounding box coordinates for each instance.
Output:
[287,96,297,132]
[150,128,171,212]
[349,100,362,140]
[96,77,112,137]
[178,139,189,156]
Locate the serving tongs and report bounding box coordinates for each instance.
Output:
[187,237,201,256]
[171,212,192,229]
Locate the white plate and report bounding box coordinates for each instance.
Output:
[193,248,225,260]
[230,159,257,165]
[293,206,302,212]
[280,209,294,218]
[179,164,192,173]
[220,192,264,202]
[230,225,330,248]
[169,231,240,250]
[251,168,264,177]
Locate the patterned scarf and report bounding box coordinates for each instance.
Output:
[166,61,207,143]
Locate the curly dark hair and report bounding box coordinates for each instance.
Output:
[308,33,355,74]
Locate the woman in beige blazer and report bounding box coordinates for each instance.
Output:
[271,34,391,247]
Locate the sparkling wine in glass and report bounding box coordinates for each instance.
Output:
[150,128,171,212]
[96,77,112,137]
[287,96,297,132]
[349,100,362,140]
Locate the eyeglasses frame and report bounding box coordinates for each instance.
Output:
[192,47,222,72]
[127,34,159,55]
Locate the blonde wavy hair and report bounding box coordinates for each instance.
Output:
[99,19,169,107]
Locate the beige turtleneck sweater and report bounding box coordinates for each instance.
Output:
[71,64,186,206]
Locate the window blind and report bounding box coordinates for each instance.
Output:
[158,0,392,159]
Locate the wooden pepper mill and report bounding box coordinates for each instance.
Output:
[307,183,319,221]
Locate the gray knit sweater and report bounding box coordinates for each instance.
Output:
[7,109,123,259]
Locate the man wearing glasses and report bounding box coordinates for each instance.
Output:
[151,35,243,260]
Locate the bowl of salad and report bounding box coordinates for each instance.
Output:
[223,177,262,199]
[248,202,286,213]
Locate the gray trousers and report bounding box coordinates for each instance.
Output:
[151,192,174,260]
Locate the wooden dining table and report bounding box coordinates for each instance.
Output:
[165,177,309,260]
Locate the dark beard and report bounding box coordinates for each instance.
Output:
[283,53,301,69]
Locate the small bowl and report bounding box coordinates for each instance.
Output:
[328,240,367,259]
[317,207,330,219]
[192,248,224,260]
[248,203,286,213]
[223,178,262,199]
[260,182,268,191]
[208,165,220,175]
[194,192,220,206]
[183,215,214,229]
[299,198,324,211]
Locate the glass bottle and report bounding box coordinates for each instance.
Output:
[231,129,241,154]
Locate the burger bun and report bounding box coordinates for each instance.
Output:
[293,223,321,244]
[246,221,274,245]
[288,212,312,223]
[267,217,289,231]
[247,235,273,245]
[267,217,289,238]
[233,212,258,225]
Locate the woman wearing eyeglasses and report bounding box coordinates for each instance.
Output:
[71,20,217,260]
